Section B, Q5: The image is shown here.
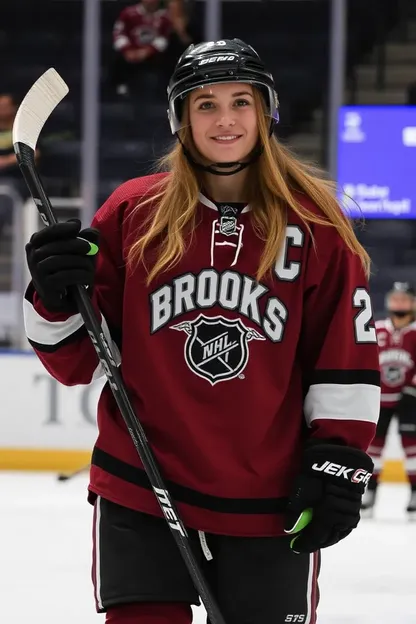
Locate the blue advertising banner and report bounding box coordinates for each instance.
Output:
[337,106,416,219]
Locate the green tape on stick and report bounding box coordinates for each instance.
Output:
[288,508,314,554]
[285,507,314,534]
[294,507,313,532]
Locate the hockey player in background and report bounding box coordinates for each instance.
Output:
[362,282,416,517]
[23,40,380,624]
[111,0,173,97]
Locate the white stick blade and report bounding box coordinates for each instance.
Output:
[13,68,69,150]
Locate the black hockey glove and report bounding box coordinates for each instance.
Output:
[25,219,99,313]
[284,443,374,553]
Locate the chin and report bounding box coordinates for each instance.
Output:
[206,148,249,164]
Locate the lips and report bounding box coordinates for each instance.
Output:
[211,134,242,144]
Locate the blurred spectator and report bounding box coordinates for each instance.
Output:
[167,0,193,47]
[111,0,174,98]
[0,92,39,244]
[164,0,195,76]
[0,94,20,180]
[0,93,22,243]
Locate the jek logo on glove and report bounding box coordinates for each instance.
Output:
[312,461,371,485]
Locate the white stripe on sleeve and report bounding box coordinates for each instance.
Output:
[24,297,122,380]
[304,383,380,427]
[23,297,85,346]
[372,456,383,471]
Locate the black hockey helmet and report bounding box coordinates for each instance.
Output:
[167,38,279,134]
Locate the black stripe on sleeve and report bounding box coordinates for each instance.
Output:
[309,369,380,387]
[28,324,89,353]
[25,282,89,352]
[25,283,123,355]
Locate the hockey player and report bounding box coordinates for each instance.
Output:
[23,40,380,624]
[112,0,173,97]
[362,282,416,517]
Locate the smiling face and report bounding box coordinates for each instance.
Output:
[188,82,259,164]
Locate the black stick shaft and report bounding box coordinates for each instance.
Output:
[16,143,226,624]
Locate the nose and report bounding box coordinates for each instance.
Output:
[215,115,236,128]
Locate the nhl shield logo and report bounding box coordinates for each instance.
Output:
[219,215,237,235]
[218,205,238,235]
[171,314,265,385]
[383,365,404,386]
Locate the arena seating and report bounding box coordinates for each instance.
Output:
[0,0,399,196]
[0,0,406,315]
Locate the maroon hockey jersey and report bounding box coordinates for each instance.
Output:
[376,318,416,408]
[113,4,172,55]
[24,174,380,536]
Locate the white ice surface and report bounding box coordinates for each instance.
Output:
[1,474,415,624]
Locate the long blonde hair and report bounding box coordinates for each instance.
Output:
[128,89,370,283]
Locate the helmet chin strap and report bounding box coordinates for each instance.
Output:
[177,135,263,176]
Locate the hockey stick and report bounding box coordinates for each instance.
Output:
[13,68,226,624]
[57,463,90,482]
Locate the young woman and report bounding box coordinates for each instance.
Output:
[363,281,416,517]
[24,40,380,624]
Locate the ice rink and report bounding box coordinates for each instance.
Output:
[1,473,415,624]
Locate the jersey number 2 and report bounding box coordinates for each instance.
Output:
[353,288,376,343]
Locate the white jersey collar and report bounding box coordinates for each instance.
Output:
[198,192,251,213]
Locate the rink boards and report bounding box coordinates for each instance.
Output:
[0,351,406,481]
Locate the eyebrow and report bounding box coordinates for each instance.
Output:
[193,90,253,102]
